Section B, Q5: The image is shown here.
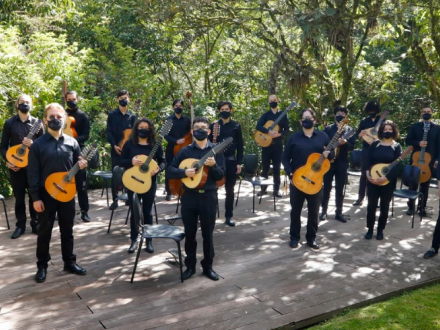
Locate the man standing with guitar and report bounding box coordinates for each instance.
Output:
[106,90,136,210]
[405,106,439,216]
[255,94,289,198]
[1,95,44,239]
[209,101,243,227]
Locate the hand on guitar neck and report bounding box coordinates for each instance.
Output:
[185,157,216,177]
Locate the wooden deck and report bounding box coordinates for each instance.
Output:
[1,176,440,329]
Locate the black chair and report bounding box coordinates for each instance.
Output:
[107,166,130,233]
[391,165,424,228]
[89,170,113,206]
[130,193,185,283]
[0,194,10,230]
[347,149,362,176]
[235,154,276,213]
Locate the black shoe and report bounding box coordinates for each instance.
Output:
[273,191,282,198]
[364,229,373,240]
[423,248,438,259]
[406,207,415,216]
[225,217,236,227]
[182,268,196,280]
[109,201,118,211]
[165,194,172,201]
[319,212,327,220]
[376,231,384,240]
[35,268,47,283]
[418,208,427,217]
[307,241,320,250]
[128,240,138,253]
[353,199,363,206]
[335,213,347,223]
[289,239,299,248]
[63,263,86,275]
[80,211,91,223]
[11,227,24,239]
[203,268,219,281]
[145,239,154,253]
[31,225,38,234]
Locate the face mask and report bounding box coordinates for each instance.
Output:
[174,107,183,114]
[48,119,63,131]
[138,129,149,139]
[369,112,377,118]
[383,131,393,139]
[66,101,78,109]
[423,113,432,120]
[335,115,345,122]
[119,99,128,107]
[269,102,278,109]
[220,111,231,119]
[193,128,208,141]
[301,118,314,129]
[18,103,30,113]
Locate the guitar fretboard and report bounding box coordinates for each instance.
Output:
[420,122,430,161]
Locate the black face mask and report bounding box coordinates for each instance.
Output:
[220,111,231,119]
[369,112,377,118]
[18,103,30,113]
[174,107,183,115]
[335,115,345,123]
[138,129,150,139]
[48,119,63,131]
[269,102,278,109]
[301,118,314,129]
[383,131,393,139]
[193,128,208,141]
[423,113,432,120]
[119,99,128,107]
[67,101,78,109]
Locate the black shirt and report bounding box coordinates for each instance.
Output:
[167,141,225,192]
[324,123,356,163]
[365,140,402,181]
[356,116,381,149]
[0,114,44,161]
[256,109,289,145]
[164,114,191,150]
[28,133,81,201]
[405,121,440,164]
[282,130,333,176]
[66,107,90,149]
[208,119,244,164]
[106,107,135,147]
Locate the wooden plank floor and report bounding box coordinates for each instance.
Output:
[1,176,440,329]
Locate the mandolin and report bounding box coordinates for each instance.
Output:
[179,137,233,189]
[118,99,141,150]
[254,101,296,147]
[61,81,78,138]
[6,120,42,168]
[173,91,193,155]
[411,121,431,183]
[370,146,413,186]
[122,120,173,194]
[292,120,347,195]
[362,110,389,144]
[212,121,226,187]
[44,144,98,202]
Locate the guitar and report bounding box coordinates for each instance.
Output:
[61,81,78,138]
[254,101,296,147]
[331,127,356,163]
[370,146,413,186]
[212,121,226,187]
[122,120,173,194]
[412,121,431,183]
[179,137,233,189]
[44,144,98,202]
[6,120,42,168]
[292,120,347,195]
[362,110,389,144]
[118,99,141,150]
[173,91,193,155]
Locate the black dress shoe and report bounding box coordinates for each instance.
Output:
[307,241,320,249]
[128,240,138,253]
[424,248,438,259]
[273,191,282,198]
[11,227,24,239]
[31,225,38,234]
[335,213,347,223]
[63,263,86,275]
[145,239,154,253]
[406,207,415,215]
[35,268,47,283]
[376,231,384,240]
[81,211,91,222]
[109,201,118,211]
[182,268,196,280]
[289,239,299,248]
[364,229,373,240]
[353,199,363,206]
[165,194,172,201]
[319,212,327,220]
[225,217,236,227]
[203,268,219,281]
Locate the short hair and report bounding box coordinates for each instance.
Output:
[217,101,233,110]
[378,120,399,140]
[300,108,316,119]
[172,99,184,107]
[15,94,32,109]
[421,106,434,112]
[117,90,129,98]
[130,117,156,146]
[363,100,380,113]
[65,91,78,98]
[333,105,348,115]
[44,103,66,119]
[192,116,210,128]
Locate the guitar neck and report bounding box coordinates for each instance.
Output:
[19,121,41,152]
[195,138,232,169]
[142,136,163,169]
[420,124,430,159]
[269,111,287,130]
[386,147,412,172]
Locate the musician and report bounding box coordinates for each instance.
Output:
[256,94,289,198]
[208,101,243,227]
[365,120,402,240]
[320,105,356,222]
[167,117,225,281]
[65,91,91,222]
[120,118,166,254]
[164,99,191,201]
[28,103,88,283]
[405,106,439,216]
[0,95,44,239]
[282,108,333,250]
[423,163,440,258]
[106,90,135,210]
[354,100,382,206]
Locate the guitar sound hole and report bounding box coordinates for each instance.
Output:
[381,168,389,176]
[311,163,321,172]
[371,129,377,135]
[140,165,148,173]
[418,160,425,165]
[16,149,25,157]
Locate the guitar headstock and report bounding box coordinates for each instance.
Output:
[186,91,193,107]
[134,99,141,115]
[213,122,220,137]
[31,120,43,135]
[337,118,349,132]
[161,119,173,137]
[380,110,389,120]
[400,146,413,159]
[286,101,297,112]
[61,81,67,107]
[83,143,98,161]
[215,137,233,152]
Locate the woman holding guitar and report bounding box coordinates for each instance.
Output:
[0,94,44,239]
[120,118,166,254]
[365,120,402,240]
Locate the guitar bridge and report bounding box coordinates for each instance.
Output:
[259,133,267,141]
[375,171,382,177]
[53,183,67,194]
[301,175,315,185]
[11,155,24,162]
[131,176,145,184]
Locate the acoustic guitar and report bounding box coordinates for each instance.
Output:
[118,99,141,150]
[179,137,233,189]
[61,81,78,138]
[44,144,98,202]
[173,91,194,155]
[412,121,431,183]
[254,101,296,147]
[331,127,356,163]
[122,120,173,194]
[212,121,226,188]
[362,110,389,144]
[370,146,413,186]
[292,120,347,195]
[6,120,42,168]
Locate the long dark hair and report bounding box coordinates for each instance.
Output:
[130,117,156,146]
[378,120,399,140]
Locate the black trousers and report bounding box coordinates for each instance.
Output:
[9,169,37,230]
[261,142,283,191]
[224,159,237,218]
[111,151,120,201]
[431,215,440,251]
[181,190,217,270]
[164,147,174,195]
[357,148,369,200]
[75,169,89,212]
[366,181,394,231]
[36,191,76,269]
[322,161,348,214]
[408,164,433,210]
[289,184,321,241]
[127,182,156,241]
